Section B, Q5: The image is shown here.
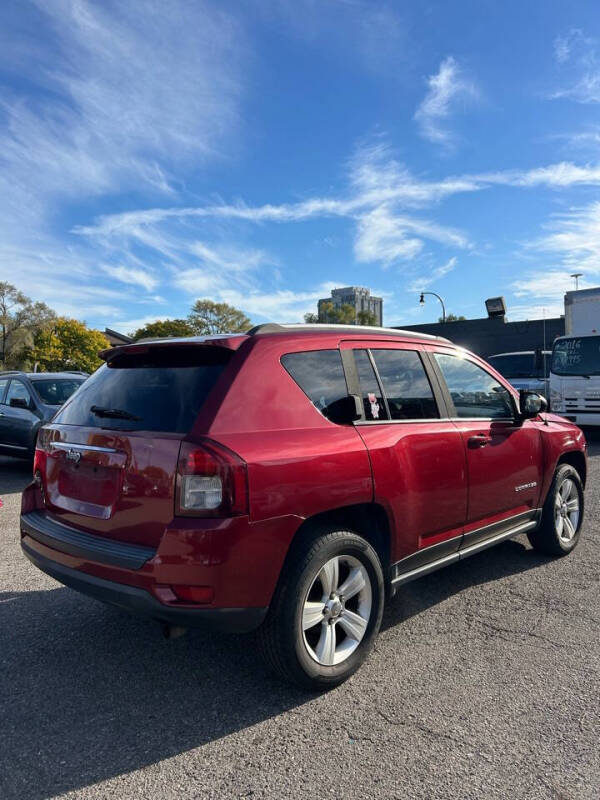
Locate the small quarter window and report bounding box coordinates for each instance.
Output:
[371,349,438,420]
[282,350,349,423]
[435,353,514,419]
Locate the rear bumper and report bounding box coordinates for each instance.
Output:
[21,537,267,632]
[19,499,301,631]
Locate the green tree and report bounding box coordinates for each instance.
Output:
[318,302,357,324]
[188,299,251,334]
[27,318,109,373]
[357,310,377,326]
[313,302,376,325]
[132,318,194,341]
[440,313,466,322]
[0,282,55,368]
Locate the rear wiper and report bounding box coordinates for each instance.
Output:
[91,405,142,421]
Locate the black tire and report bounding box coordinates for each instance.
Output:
[258,525,385,689]
[527,464,584,557]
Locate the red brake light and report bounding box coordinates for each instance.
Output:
[171,585,214,604]
[33,447,46,477]
[177,439,248,517]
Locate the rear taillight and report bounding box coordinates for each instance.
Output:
[176,439,248,517]
[33,447,46,477]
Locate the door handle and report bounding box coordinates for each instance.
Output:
[0,411,4,417]
[468,433,492,448]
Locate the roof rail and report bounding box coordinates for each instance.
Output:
[246,322,450,343]
[246,323,286,335]
[0,370,24,376]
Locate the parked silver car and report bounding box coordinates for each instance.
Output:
[0,371,87,459]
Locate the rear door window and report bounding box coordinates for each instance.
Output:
[53,346,231,433]
[354,349,388,420]
[281,350,349,422]
[0,379,8,404]
[371,349,439,420]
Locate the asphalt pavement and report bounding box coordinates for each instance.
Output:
[1,441,599,800]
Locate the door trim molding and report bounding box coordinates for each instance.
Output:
[390,508,541,589]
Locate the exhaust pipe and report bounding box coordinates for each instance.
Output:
[162,624,188,640]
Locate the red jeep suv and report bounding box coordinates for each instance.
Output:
[20,324,587,687]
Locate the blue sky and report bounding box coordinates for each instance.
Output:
[1,0,600,333]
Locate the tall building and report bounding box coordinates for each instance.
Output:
[317,286,383,325]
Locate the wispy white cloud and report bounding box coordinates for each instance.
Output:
[506,300,566,321]
[477,162,600,188]
[512,202,600,309]
[512,272,583,301]
[102,265,158,292]
[215,284,340,322]
[263,0,408,75]
[407,256,457,292]
[546,127,600,157]
[0,0,249,326]
[527,201,600,273]
[72,146,600,299]
[551,29,600,104]
[354,209,468,265]
[78,150,600,247]
[174,243,273,295]
[554,33,575,65]
[116,283,342,328]
[414,57,479,150]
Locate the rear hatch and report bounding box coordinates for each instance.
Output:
[35,343,234,548]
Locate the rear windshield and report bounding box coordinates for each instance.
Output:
[53,346,231,433]
[32,378,85,405]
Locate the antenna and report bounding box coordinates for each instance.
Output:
[570,273,583,290]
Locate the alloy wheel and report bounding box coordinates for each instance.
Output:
[301,554,372,666]
[554,477,580,544]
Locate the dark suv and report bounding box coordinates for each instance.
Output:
[0,371,86,459]
[20,326,586,687]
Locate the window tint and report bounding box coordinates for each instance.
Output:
[371,349,438,420]
[54,346,231,433]
[0,379,8,403]
[354,349,387,421]
[282,350,349,423]
[32,378,84,405]
[6,380,31,406]
[435,353,514,419]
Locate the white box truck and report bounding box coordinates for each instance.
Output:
[550,287,600,425]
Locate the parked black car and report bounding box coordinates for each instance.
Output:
[0,371,87,459]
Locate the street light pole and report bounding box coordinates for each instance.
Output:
[419,291,446,323]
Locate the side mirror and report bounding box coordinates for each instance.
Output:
[519,390,547,419]
[9,397,30,410]
[324,394,363,425]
